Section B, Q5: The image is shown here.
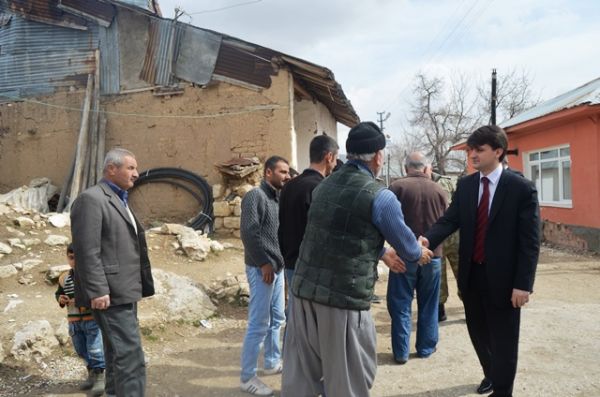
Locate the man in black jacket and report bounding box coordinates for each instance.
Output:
[278,135,339,293]
[423,125,540,397]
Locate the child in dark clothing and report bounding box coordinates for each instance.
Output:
[55,243,105,396]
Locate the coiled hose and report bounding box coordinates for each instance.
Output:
[132,167,214,232]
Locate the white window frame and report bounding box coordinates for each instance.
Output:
[524,144,572,208]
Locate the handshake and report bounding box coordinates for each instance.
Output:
[381,236,434,274]
[418,236,433,265]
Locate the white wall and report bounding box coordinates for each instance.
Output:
[293,98,337,171]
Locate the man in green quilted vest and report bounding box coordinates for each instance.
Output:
[281,122,433,397]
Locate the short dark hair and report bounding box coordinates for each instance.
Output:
[309,135,339,163]
[264,155,289,175]
[466,125,508,162]
[67,243,74,254]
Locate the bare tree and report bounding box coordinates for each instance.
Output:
[478,68,542,124]
[403,72,482,174]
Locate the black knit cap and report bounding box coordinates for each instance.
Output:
[346,121,386,154]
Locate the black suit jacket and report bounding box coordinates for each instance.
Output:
[425,169,540,307]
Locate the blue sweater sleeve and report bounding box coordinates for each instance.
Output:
[372,189,422,263]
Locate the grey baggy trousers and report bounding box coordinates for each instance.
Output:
[282,297,377,397]
[93,303,146,396]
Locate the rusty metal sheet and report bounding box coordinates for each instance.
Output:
[99,15,120,94]
[7,0,89,30]
[0,12,97,98]
[213,41,275,88]
[57,0,115,27]
[174,25,221,86]
[140,17,183,86]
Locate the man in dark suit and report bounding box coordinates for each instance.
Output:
[423,125,540,397]
[71,148,155,397]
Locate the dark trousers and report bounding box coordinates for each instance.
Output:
[93,303,146,397]
[464,264,520,397]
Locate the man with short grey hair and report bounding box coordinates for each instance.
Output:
[282,122,433,397]
[388,152,447,364]
[71,147,154,397]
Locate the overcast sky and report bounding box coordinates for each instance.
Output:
[158,0,600,144]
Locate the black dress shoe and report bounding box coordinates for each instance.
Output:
[477,378,493,394]
[438,304,447,322]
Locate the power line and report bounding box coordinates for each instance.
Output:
[384,0,496,113]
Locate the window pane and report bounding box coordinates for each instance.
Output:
[541,149,559,160]
[562,160,572,200]
[541,161,559,201]
[531,164,540,195]
[529,152,539,161]
[560,147,570,157]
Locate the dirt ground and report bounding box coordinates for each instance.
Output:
[1,228,599,397]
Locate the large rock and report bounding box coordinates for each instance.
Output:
[235,184,254,197]
[22,238,42,247]
[13,217,35,228]
[55,318,70,346]
[213,201,232,217]
[11,320,59,362]
[44,235,70,246]
[139,269,216,324]
[212,184,224,200]
[224,216,241,229]
[0,264,18,278]
[7,238,24,249]
[48,213,70,228]
[233,203,242,216]
[160,223,190,236]
[22,259,44,272]
[0,203,11,215]
[178,228,211,261]
[6,226,25,237]
[46,265,71,282]
[0,242,13,255]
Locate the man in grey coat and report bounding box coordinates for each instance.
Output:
[71,148,154,397]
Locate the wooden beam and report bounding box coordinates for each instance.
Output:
[66,74,94,210]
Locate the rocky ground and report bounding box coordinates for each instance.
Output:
[0,202,599,396]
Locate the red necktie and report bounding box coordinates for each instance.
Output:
[472,176,489,264]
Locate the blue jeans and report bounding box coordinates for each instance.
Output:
[240,266,285,382]
[69,319,105,369]
[387,257,441,361]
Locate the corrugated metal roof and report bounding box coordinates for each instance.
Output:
[139,17,183,86]
[501,77,600,128]
[110,0,153,13]
[98,16,119,94]
[0,13,97,53]
[0,12,98,98]
[5,0,89,30]
[57,0,115,27]
[174,26,221,86]
[209,32,360,127]
[213,41,274,88]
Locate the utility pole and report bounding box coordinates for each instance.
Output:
[491,68,497,125]
[376,111,390,132]
[376,111,391,185]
